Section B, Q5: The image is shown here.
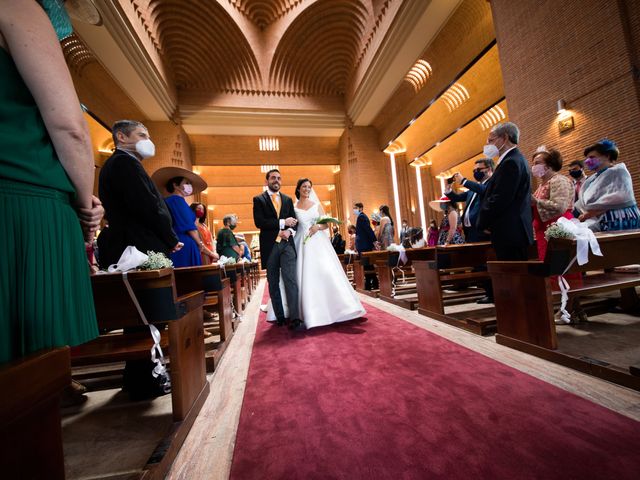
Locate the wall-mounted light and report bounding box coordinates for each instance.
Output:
[556,99,567,115]
[260,164,279,173]
[259,137,279,151]
[207,205,215,210]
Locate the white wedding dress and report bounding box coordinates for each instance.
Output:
[266,201,365,328]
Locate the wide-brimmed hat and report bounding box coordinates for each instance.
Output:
[151,167,208,196]
[428,195,450,211]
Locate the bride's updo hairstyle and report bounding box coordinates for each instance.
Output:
[295,178,312,199]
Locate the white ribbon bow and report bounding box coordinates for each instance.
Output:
[107,246,168,379]
[555,218,602,324]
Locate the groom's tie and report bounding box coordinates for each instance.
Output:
[271,193,282,243]
[271,193,281,216]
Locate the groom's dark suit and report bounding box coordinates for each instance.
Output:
[253,190,299,322]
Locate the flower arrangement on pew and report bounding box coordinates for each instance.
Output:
[544,222,576,241]
[304,215,342,244]
[139,250,173,270]
[218,255,237,266]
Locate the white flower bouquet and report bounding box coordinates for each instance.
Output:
[544,222,575,241]
[139,251,173,270]
[304,215,342,244]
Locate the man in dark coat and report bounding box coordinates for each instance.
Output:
[253,169,300,328]
[97,120,181,400]
[477,122,534,261]
[353,202,378,290]
[331,226,346,254]
[97,120,180,268]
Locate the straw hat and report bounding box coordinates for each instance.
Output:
[151,167,208,196]
[428,195,450,211]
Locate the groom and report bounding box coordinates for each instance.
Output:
[253,169,302,329]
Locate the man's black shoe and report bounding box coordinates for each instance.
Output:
[476,296,494,305]
[276,318,285,326]
[288,319,305,331]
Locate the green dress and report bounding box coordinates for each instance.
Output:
[216,228,240,259]
[0,47,98,363]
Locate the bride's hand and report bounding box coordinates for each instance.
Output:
[308,225,319,237]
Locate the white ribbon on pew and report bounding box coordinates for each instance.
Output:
[387,244,408,295]
[555,218,603,324]
[122,271,169,380]
[107,246,169,380]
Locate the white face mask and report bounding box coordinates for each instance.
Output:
[353,208,360,216]
[136,139,155,159]
[182,183,193,196]
[531,164,547,178]
[483,143,500,159]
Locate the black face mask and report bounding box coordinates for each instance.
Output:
[569,170,583,179]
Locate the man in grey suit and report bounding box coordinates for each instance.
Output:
[253,169,301,329]
[477,122,534,261]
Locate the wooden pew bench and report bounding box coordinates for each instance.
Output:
[1,347,70,480]
[488,230,640,389]
[374,247,436,310]
[70,268,209,478]
[355,250,389,297]
[414,242,496,335]
[174,264,234,372]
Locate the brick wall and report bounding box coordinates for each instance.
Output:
[491,0,640,195]
[338,127,392,227]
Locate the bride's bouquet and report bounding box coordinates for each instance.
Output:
[304,215,342,244]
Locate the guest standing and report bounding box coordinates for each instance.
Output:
[574,139,640,231]
[347,224,357,252]
[477,122,534,261]
[568,159,587,218]
[530,148,574,260]
[378,205,395,248]
[427,220,438,246]
[331,226,346,254]
[353,202,378,290]
[430,197,464,246]
[1,1,102,362]
[217,214,243,260]
[151,168,209,267]
[191,202,219,264]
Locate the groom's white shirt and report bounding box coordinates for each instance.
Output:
[267,188,296,237]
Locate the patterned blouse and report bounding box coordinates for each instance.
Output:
[534,174,574,222]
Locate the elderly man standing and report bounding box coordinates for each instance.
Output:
[476,122,533,261]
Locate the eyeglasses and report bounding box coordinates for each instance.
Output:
[473,168,489,173]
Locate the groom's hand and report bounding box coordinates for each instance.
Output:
[284,217,297,227]
[279,230,291,240]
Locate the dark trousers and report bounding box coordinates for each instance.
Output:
[266,239,299,320]
[494,245,529,261]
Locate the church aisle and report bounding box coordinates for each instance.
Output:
[229,286,640,479]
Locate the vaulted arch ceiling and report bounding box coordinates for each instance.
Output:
[148,0,262,92]
[269,0,370,96]
[229,0,303,30]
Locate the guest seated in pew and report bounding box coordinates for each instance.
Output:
[0,1,103,365]
[429,197,465,246]
[408,227,426,248]
[217,214,243,260]
[152,167,213,267]
[191,202,219,265]
[574,139,640,232]
[446,158,494,242]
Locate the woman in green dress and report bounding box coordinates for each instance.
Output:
[0,0,103,362]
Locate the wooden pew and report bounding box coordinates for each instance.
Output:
[71,268,209,478]
[222,264,244,322]
[488,230,640,389]
[414,242,496,335]
[337,253,357,288]
[1,347,70,480]
[174,264,234,371]
[356,250,389,297]
[375,247,436,310]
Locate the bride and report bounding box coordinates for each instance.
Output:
[266,178,365,329]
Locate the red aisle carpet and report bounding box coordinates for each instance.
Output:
[230,287,640,479]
